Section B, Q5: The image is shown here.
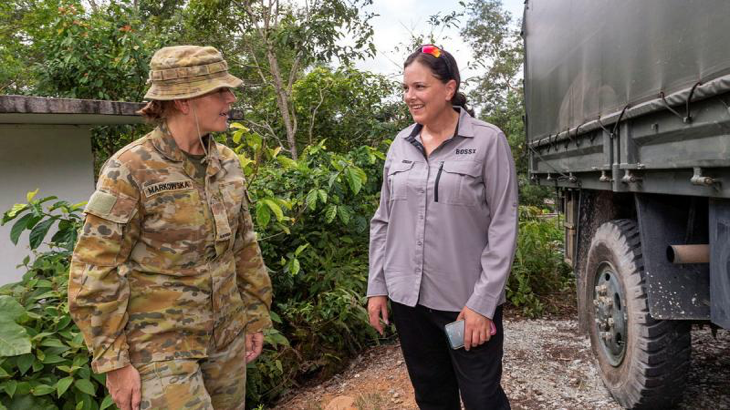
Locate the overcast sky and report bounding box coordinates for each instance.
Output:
[351,0,525,82]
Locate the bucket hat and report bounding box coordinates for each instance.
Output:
[144,45,243,100]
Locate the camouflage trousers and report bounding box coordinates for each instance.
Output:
[136,333,247,410]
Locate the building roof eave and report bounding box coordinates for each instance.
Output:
[0,95,243,125]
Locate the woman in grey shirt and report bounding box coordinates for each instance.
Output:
[367,45,518,409]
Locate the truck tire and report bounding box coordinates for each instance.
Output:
[584,219,691,409]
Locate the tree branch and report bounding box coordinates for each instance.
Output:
[287,51,304,91]
[308,86,327,145]
[245,118,286,151]
[86,0,100,13]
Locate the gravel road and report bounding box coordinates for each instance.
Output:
[275,318,730,409]
[502,319,729,409]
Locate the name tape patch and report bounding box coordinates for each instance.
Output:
[144,180,193,197]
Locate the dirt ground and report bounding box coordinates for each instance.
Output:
[274,312,730,410]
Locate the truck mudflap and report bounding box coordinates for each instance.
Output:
[635,194,710,320]
[710,199,730,329]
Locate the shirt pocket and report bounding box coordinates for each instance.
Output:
[387,161,415,201]
[141,187,207,269]
[437,160,483,206]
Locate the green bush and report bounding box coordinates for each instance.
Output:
[0,191,114,410]
[228,126,386,403]
[508,206,573,317]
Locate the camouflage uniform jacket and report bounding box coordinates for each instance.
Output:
[69,124,273,374]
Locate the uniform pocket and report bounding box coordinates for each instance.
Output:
[438,160,483,206]
[141,187,208,269]
[76,190,139,266]
[387,161,415,201]
[137,361,210,409]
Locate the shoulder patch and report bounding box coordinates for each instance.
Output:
[86,191,117,216]
[143,180,194,197]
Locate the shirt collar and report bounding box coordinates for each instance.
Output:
[150,123,184,162]
[406,106,475,145]
[455,106,476,138]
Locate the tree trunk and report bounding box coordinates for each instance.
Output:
[266,49,298,159]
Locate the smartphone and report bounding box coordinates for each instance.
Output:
[444,320,497,350]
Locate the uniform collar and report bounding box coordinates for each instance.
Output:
[151,122,223,176]
[150,123,185,162]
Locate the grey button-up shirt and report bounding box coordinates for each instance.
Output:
[368,108,518,319]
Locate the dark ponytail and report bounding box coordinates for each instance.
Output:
[451,91,474,117]
[404,45,474,117]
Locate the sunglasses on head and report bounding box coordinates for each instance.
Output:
[420,44,453,80]
[421,45,442,58]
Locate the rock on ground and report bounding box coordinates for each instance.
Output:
[275,319,730,409]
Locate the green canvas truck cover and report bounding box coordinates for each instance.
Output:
[523,0,730,142]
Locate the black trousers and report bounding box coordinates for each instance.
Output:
[391,301,510,410]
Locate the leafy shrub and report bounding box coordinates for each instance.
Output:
[229,126,386,403]
[0,192,114,410]
[508,206,573,317]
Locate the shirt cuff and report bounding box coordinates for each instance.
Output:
[466,292,500,320]
[246,312,273,334]
[366,279,388,297]
[91,348,130,374]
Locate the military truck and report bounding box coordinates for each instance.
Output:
[523,1,730,408]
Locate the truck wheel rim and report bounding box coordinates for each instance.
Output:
[594,262,628,366]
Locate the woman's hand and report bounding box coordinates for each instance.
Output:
[457,306,493,351]
[106,364,141,410]
[245,332,265,363]
[367,296,389,335]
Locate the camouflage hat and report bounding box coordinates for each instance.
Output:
[144,45,243,101]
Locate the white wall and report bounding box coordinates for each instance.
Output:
[0,124,95,285]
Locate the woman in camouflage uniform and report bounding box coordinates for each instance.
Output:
[69,46,273,410]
